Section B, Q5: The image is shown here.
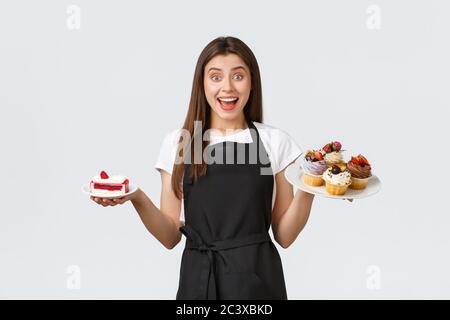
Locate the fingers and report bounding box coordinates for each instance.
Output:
[90,196,119,206]
[112,197,127,205]
[102,198,117,206]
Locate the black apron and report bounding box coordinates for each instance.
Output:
[176,118,288,300]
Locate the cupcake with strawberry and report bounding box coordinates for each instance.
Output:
[322,165,352,195]
[346,154,372,190]
[322,141,346,170]
[301,150,327,186]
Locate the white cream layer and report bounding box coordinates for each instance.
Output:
[324,152,343,164]
[322,168,352,186]
[92,174,127,184]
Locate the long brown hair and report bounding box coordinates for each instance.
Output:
[171,36,264,199]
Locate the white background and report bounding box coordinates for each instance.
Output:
[1,0,449,299]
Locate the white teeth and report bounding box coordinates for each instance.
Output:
[218,97,238,102]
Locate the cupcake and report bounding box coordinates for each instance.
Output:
[346,155,372,190]
[321,141,346,170]
[301,150,327,186]
[322,165,352,195]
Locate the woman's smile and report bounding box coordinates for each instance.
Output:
[217,96,239,111]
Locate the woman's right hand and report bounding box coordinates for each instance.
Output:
[90,188,140,207]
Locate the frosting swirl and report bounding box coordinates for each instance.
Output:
[346,162,372,179]
[322,168,352,186]
[324,151,343,165]
[302,157,327,176]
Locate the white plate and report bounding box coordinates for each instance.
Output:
[81,183,138,199]
[284,160,382,199]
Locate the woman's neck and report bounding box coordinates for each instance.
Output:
[209,114,248,135]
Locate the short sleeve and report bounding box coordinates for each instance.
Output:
[154,129,182,175]
[271,129,303,175]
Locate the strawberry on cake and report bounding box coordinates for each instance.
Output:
[90,171,129,197]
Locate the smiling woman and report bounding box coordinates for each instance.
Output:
[152,37,313,300]
[91,36,315,300]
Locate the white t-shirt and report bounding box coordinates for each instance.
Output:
[154,121,303,216]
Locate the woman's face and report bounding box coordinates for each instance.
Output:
[204,53,252,122]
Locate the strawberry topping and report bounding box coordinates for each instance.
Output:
[100,171,109,179]
[314,151,324,161]
[322,141,342,153]
[349,155,370,167]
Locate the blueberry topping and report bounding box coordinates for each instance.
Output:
[331,165,341,174]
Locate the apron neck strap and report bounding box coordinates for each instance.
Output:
[245,118,260,146]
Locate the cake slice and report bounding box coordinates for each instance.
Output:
[90,170,129,196]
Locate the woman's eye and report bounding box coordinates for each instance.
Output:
[211,75,221,81]
[233,74,243,80]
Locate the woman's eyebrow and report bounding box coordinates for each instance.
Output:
[207,66,247,72]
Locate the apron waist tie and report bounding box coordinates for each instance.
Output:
[179,224,272,300]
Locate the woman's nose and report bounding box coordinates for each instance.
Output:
[221,77,234,92]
